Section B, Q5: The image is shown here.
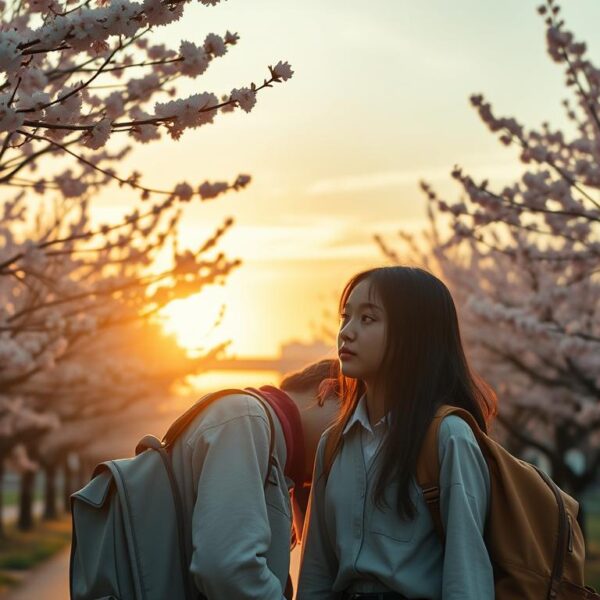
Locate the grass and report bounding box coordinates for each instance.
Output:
[1,489,43,508]
[586,511,600,590]
[0,517,71,575]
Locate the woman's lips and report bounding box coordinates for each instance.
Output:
[339,349,356,360]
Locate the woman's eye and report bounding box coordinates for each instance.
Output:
[361,315,375,323]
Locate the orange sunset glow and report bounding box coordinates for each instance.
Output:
[6,1,599,383]
[88,0,600,369]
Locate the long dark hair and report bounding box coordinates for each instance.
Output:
[324,266,497,519]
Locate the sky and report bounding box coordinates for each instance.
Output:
[90,0,600,357]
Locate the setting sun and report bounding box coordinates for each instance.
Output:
[159,287,229,355]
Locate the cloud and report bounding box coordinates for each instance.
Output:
[307,161,525,196]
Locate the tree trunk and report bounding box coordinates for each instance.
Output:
[551,427,588,549]
[576,500,587,546]
[77,456,92,489]
[0,460,6,539]
[18,470,35,531]
[43,463,58,520]
[63,459,73,513]
[571,472,592,550]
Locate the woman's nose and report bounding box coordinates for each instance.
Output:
[339,322,355,341]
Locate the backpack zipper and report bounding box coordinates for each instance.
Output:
[534,467,568,600]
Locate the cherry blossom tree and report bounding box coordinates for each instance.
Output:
[0,0,293,529]
[378,0,599,527]
[19,318,218,524]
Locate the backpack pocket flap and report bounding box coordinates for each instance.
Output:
[73,470,113,508]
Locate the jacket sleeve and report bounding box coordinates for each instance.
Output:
[188,408,287,600]
[297,433,338,599]
[438,415,495,600]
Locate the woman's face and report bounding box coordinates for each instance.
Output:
[337,278,386,384]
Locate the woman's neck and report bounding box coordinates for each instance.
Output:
[364,381,386,426]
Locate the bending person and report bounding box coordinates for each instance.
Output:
[169,359,340,600]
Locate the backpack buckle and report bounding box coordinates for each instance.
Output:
[135,435,165,455]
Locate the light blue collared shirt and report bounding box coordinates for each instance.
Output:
[298,409,494,599]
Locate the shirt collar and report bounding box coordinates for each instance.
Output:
[343,394,389,436]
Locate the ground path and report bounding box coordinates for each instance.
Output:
[0,502,69,600]
[2,546,70,600]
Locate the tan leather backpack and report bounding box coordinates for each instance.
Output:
[416,405,600,600]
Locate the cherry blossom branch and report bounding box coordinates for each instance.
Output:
[541,2,600,133]
[0,197,173,272]
[18,45,121,115]
[21,43,72,57]
[7,130,249,206]
[50,56,184,75]
[560,49,600,133]
[44,25,152,83]
[0,136,82,183]
[5,242,233,324]
[453,168,600,221]
[565,358,600,398]
[495,413,560,463]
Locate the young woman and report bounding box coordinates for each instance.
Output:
[297,266,497,600]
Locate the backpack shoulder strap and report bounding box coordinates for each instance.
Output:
[246,389,277,484]
[162,389,255,446]
[161,388,276,487]
[101,461,146,600]
[415,404,483,544]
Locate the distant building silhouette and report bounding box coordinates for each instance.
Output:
[202,340,335,374]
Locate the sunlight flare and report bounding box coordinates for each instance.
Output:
[159,288,228,354]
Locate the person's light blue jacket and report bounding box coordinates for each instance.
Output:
[297,413,494,599]
[169,392,292,600]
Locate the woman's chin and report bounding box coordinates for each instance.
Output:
[340,362,361,379]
